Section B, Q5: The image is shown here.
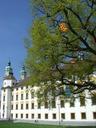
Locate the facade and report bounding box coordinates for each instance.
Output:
[0,62,96,123]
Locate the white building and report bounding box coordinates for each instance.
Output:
[0,62,96,124]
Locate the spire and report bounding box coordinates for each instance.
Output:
[20,65,27,80]
[5,61,13,76]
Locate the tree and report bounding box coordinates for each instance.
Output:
[25,0,96,98]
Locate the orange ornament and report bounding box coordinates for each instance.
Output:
[59,22,68,32]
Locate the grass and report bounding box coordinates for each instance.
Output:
[0,121,95,128]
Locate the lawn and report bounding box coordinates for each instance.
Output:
[0,121,95,128]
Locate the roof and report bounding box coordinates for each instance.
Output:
[3,75,16,80]
[16,77,29,86]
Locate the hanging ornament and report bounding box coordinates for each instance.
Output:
[59,22,69,32]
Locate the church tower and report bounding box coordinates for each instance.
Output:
[1,61,16,119]
[5,61,13,76]
[20,65,27,80]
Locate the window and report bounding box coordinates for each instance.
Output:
[80,97,85,106]
[21,87,23,90]
[38,102,41,109]
[11,105,13,110]
[52,100,56,108]
[3,113,4,118]
[26,104,29,109]
[21,114,23,118]
[16,114,18,118]
[81,112,86,119]
[26,86,28,89]
[3,105,5,110]
[71,113,75,119]
[61,113,65,119]
[21,94,23,100]
[45,102,48,108]
[38,114,41,119]
[91,96,96,105]
[53,113,56,119]
[93,112,96,119]
[60,100,65,108]
[70,101,75,107]
[11,114,13,119]
[26,114,28,118]
[45,114,48,119]
[31,103,34,109]
[16,95,18,100]
[16,88,18,91]
[26,93,28,99]
[11,96,13,101]
[31,92,34,99]
[31,114,34,119]
[3,96,5,101]
[21,104,23,109]
[16,104,18,110]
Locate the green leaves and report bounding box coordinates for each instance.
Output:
[25,0,96,97]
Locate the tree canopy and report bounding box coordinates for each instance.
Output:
[25,0,96,98]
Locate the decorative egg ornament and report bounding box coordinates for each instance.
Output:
[59,22,69,32]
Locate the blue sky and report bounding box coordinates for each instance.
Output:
[0,0,32,87]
